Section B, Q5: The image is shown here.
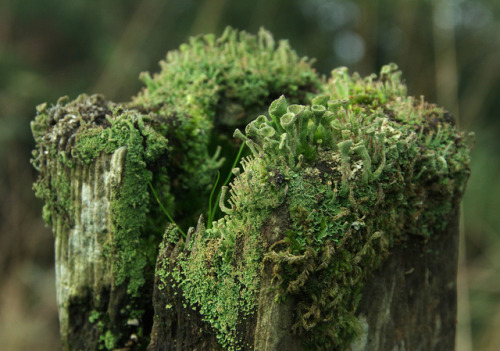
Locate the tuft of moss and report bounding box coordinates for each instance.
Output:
[169,64,471,350]
[31,94,170,349]
[32,27,472,350]
[132,27,322,224]
[134,27,320,124]
[167,153,282,349]
[32,94,170,294]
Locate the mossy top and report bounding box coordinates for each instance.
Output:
[31,27,472,351]
[170,64,471,350]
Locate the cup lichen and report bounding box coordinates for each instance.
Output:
[162,65,471,350]
[132,26,322,225]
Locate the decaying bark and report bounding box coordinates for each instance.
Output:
[349,209,459,351]
[148,208,306,351]
[148,225,223,351]
[31,95,167,350]
[54,149,125,350]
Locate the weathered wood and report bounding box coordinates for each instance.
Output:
[31,29,471,351]
[148,209,305,351]
[31,95,170,350]
[54,149,124,350]
[349,208,459,350]
[143,71,471,349]
[148,228,223,351]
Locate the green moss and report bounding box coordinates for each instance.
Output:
[32,28,471,351]
[102,330,116,350]
[132,27,322,225]
[33,95,170,297]
[172,65,471,350]
[31,96,86,227]
[32,170,71,226]
[31,94,171,350]
[171,156,280,349]
[135,27,320,124]
[88,310,100,324]
[73,110,171,296]
[31,28,326,351]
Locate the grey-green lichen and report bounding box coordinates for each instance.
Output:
[166,153,284,349]
[32,94,169,294]
[165,65,471,350]
[32,26,472,351]
[135,27,319,120]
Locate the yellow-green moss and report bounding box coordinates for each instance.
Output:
[169,65,471,350]
[169,154,282,349]
[132,27,321,225]
[31,94,171,349]
[32,28,325,351]
[32,27,472,351]
[74,108,171,294]
[32,95,170,296]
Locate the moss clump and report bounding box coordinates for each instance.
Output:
[31,94,170,349]
[133,27,321,224]
[73,106,170,294]
[169,65,471,350]
[167,153,284,350]
[32,94,170,295]
[32,27,472,350]
[135,27,320,125]
[31,95,114,226]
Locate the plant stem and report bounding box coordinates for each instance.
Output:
[147,180,186,238]
[208,141,246,227]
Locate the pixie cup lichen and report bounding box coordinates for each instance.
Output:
[162,65,471,350]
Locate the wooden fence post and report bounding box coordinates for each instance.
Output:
[32,29,471,351]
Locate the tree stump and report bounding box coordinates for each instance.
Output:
[31,28,471,351]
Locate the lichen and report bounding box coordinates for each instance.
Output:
[32,27,472,351]
[168,65,471,350]
[134,26,320,125]
[168,154,281,349]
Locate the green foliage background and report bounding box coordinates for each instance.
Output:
[0,0,499,350]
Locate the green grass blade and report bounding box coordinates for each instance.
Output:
[211,142,246,224]
[207,171,220,228]
[147,180,186,238]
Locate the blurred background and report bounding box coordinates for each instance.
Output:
[0,0,499,350]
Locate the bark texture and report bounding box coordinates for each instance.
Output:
[349,209,459,350]
[54,150,122,350]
